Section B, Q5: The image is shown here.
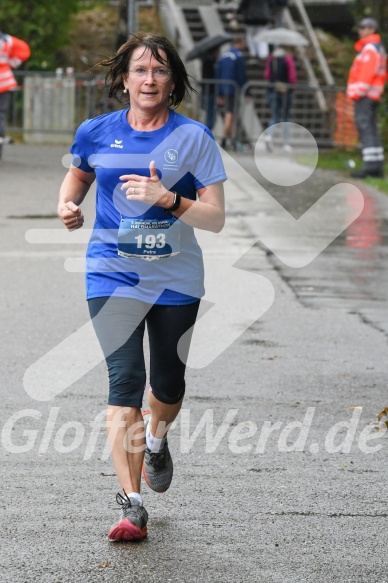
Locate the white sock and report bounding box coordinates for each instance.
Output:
[125,491,143,506]
[146,421,166,453]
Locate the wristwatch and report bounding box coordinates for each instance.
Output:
[163,191,181,213]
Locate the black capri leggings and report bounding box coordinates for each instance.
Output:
[88,297,200,408]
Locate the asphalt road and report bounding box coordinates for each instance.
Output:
[0,142,387,583]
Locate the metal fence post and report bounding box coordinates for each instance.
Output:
[127,0,138,33]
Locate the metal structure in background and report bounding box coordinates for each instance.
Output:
[7,71,357,149]
[163,0,339,143]
[237,80,356,148]
[8,71,113,143]
[127,0,138,34]
[282,1,335,112]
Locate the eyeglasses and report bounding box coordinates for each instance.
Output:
[129,67,172,80]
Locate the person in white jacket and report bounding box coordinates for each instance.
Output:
[236,0,271,59]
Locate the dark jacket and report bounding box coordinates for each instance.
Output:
[201,53,218,96]
[270,0,289,7]
[215,47,248,95]
[237,0,271,25]
[264,53,297,85]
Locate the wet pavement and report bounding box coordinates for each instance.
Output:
[1,142,388,583]
[233,150,388,335]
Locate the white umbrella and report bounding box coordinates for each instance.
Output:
[254,27,309,47]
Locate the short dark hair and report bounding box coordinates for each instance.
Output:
[98,31,196,107]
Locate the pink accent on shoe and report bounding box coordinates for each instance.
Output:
[108,519,147,542]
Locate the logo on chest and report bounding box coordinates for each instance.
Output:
[163,149,179,171]
[110,139,124,149]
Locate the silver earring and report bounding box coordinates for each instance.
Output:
[169,92,173,97]
[123,88,128,94]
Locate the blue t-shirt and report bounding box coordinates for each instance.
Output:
[70,108,226,305]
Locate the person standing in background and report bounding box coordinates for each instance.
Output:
[200,46,221,131]
[236,0,271,60]
[264,46,297,151]
[0,30,30,159]
[346,17,386,179]
[216,36,247,150]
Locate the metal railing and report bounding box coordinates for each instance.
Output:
[238,80,353,148]
[8,71,114,140]
[286,0,334,87]
[6,71,356,149]
[194,79,355,148]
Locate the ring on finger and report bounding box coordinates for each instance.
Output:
[132,187,136,194]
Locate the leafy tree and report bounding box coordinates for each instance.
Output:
[0,0,81,69]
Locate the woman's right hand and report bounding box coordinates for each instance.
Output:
[57,201,84,231]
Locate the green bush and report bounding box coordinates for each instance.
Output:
[0,0,81,69]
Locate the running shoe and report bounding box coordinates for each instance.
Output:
[108,492,148,542]
[142,410,173,493]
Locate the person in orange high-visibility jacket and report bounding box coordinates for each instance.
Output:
[0,31,30,158]
[346,17,387,178]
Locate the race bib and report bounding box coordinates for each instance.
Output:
[117,217,181,260]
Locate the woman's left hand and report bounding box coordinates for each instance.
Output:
[120,161,171,208]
